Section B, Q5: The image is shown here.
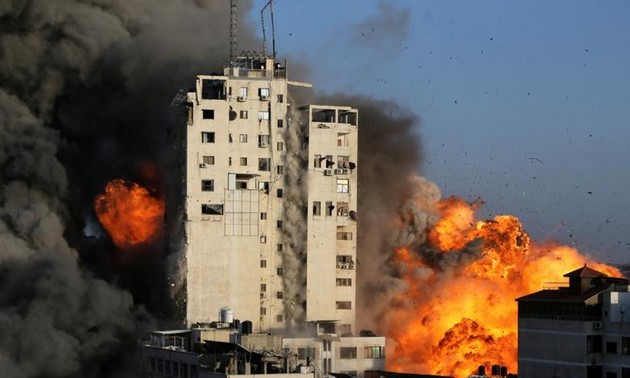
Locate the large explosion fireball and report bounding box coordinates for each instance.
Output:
[93,179,165,249]
[384,196,620,377]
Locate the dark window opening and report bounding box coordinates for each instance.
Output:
[201,79,226,100]
[202,109,215,119]
[201,180,214,192]
[201,132,215,143]
[202,204,223,215]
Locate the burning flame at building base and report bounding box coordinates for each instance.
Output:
[384,196,620,377]
[93,179,164,249]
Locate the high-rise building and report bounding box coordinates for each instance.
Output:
[517,266,630,378]
[179,53,358,335]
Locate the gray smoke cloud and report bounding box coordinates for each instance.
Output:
[0,0,260,376]
[348,1,411,56]
[278,100,309,327]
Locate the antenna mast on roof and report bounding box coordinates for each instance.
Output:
[229,0,238,62]
[260,0,276,58]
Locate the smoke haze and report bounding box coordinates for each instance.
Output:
[0,0,259,376]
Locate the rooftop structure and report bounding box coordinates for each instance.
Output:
[516,266,630,378]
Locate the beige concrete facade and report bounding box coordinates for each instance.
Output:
[283,336,385,378]
[303,105,358,330]
[183,57,358,335]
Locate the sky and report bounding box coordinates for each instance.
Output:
[250,0,630,264]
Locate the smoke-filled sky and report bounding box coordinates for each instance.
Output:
[252,0,630,264]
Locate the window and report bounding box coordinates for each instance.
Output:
[277,188,283,198]
[314,154,322,168]
[240,110,248,119]
[201,132,215,143]
[258,134,270,147]
[313,201,321,216]
[336,301,352,310]
[258,111,269,120]
[336,278,352,286]
[337,178,349,193]
[239,87,248,97]
[172,362,179,376]
[365,346,384,359]
[277,268,283,276]
[165,361,171,375]
[239,134,248,143]
[201,180,214,192]
[337,232,353,240]
[336,255,354,269]
[277,243,283,252]
[258,181,270,193]
[277,165,284,175]
[229,134,233,143]
[261,283,267,292]
[607,341,618,354]
[259,158,271,171]
[607,372,617,378]
[202,155,215,165]
[325,155,334,167]
[337,202,349,216]
[622,368,630,378]
[326,201,334,216]
[260,307,266,316]
[202,204,223,215]
[277,94,284,103]
[277,142,284,151]
[260,260,267,268]
[158,359,164,373]
[339,347,357,359]
[298,347,315,359]
[277,119,284,128]
[587,335,603,353]
[276,291,283,299]
[240,157,248,166]
[202,109,215,119]
[276,314,283,322]
[337,155,350,168]
[181,363,188,378]
[277,220,283,228]
[623,337,630,354]
[259,87,270,98]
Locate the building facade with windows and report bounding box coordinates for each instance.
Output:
[179,53,359,336]
[517,266,630,378]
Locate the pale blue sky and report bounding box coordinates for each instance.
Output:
[250,0,630,263]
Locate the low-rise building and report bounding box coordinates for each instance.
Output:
[142,319,384,378]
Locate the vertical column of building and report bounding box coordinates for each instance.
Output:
[185,75,233,325]
[305,105,358,334]
[240,58,288,332]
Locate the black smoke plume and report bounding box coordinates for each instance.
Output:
[0,1,259,376]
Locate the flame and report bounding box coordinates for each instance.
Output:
[93,179,164,249]
[386,197,620,377]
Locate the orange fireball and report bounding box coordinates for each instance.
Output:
[93,179,164,249]
[385,197,620,377]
